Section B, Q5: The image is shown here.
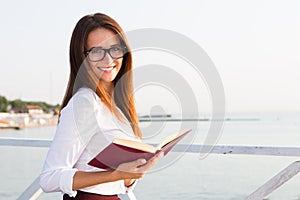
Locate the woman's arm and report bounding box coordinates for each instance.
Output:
[72,153,163,190]
[72,170,118,190]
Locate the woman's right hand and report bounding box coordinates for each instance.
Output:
[71,152,164,191]
[113,152,164,180]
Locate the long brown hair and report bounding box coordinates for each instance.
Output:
[61,13,142,138]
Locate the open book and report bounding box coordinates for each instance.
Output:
[88,129,192,169]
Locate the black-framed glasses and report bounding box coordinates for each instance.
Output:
[84,45,127,62]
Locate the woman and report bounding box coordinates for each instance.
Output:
[39,13,163,200]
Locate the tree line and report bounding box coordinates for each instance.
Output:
[0,95,60,114]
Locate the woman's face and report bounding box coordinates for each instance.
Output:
[86,28,123,86]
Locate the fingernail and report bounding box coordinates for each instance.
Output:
[139,159,147,165]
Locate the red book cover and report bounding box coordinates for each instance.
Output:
[88,129,191,169]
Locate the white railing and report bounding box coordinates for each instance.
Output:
[245,161,300,200]
[0,138,300,200]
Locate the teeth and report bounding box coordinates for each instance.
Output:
[98,66,114,71]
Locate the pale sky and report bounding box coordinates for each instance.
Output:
[0,0,300,113]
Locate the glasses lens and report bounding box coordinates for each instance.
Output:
[88,47,105,61]
[109,45,125,59]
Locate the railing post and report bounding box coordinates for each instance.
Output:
[17,176,42,200]
[245,161,300,200]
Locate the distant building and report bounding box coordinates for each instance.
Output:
[9,107,28,113]
[9,105,44,114]
[26,105,44,114]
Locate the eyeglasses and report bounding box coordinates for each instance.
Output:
[84,45,126,62]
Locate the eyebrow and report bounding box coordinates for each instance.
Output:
[88,44,121,51]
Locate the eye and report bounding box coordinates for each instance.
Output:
[91,47,102,54]
[111,46,122,52]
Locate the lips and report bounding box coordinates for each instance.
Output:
[97,66,116,72]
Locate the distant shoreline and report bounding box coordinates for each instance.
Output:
[0,112,58,130]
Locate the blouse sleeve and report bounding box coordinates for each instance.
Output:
[39,89,99,197]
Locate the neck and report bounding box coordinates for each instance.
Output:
[101,81,114,95]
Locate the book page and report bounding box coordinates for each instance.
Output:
[113,138,157,153]
[156,130,191,150]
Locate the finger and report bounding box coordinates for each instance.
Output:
[138,152,164,172]
[135,158,147,167]
[150,152,163,163]
[155,151,164,159]
[117,158,146,173]
[148,152,164,163]
[125,158,147,168]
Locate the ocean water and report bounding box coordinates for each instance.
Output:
[0,112,300,200]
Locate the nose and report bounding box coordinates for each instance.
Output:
[101,51,114,65]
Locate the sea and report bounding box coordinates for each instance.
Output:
[0,112,300,200]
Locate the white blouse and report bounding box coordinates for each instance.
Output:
[39,87,140,199]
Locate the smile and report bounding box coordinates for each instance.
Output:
[97,66,116,72]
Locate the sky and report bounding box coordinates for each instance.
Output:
[0,0,300,114]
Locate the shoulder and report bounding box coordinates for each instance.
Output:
[61,87,102,115]
[71,87,102,107]
[73,87,100,102]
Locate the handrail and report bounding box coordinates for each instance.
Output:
[172,144,300,157]
[1,138,300,157]
[0,138,299,200]
[0,138,51,147]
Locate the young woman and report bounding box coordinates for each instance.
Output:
[39,13,163,200]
